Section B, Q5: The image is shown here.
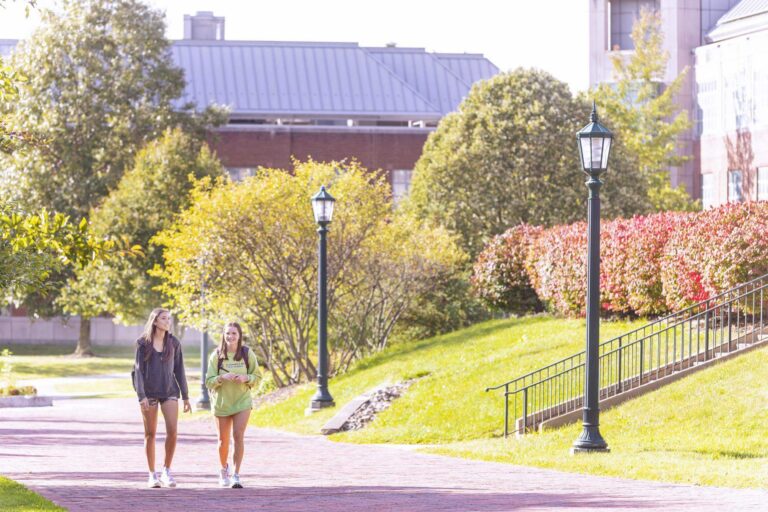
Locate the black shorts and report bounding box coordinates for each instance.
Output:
[147,397,178,407]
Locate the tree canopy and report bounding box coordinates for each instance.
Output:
[154,160,466,385]
[0,0,225,353]
[593,7,698,212]
[59,128,225,325]
[405,68,650,256]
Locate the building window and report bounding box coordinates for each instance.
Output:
[609,0,659,51]
[701,174,714,209]
[391,169,412,204]
[758,167,768,202]
[728,169,744,203]
[227,168,255,181]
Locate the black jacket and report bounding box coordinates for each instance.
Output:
[133,334,189,401]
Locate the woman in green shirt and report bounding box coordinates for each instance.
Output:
[205,322,260,488]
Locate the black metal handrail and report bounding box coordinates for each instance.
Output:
[486,273,768,436]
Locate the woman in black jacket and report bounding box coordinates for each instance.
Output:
[133,308,190,488]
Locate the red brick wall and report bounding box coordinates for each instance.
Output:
[208,127,430,175]
[700,127,768,206]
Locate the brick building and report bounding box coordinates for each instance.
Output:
[0,11,498,343]
[173,12,498,200]
[589,0,768,207]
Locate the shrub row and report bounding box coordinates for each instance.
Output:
[472,202,768,317]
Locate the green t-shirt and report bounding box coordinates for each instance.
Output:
[205,347,260,417]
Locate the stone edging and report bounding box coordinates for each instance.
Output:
[0,395,53,408]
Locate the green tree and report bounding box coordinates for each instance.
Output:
[593,7,698,212]
[405,68,650,257]
[1,205,114,302]
[59,128,225,328]
[154,160,466,386]
[0,0,224,354]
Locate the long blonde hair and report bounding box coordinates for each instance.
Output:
[139,308,172,362]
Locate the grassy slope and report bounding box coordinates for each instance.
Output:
[0,477,64,512]
[252,315,768,488]
[428,345,768,489]
[253,315,645,441]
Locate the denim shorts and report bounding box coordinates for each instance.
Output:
[147,397,178,407]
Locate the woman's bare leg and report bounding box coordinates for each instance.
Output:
[215,415,233,468]
[140,403,159,472]
[160,399,179,468]
[231,409,251,474]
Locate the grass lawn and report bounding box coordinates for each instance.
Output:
[252,314,768,489]
[1,344,202,380]
[51,374,203,399]
[427,345,768,489]
[252,315,644,440]
[0,477,64,512]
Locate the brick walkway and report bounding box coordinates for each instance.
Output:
[1,398,766,511]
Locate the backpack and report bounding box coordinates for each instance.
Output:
[216,345,251,374]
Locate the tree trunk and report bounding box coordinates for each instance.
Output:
[73,316,94,357]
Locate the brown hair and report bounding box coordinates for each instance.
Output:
[216,322,249,372]
[138,308,173,363]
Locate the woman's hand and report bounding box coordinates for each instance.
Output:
[183,399,191,413]
[236,374,249,384]
[139,398,149,411]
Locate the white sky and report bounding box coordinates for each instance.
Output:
[0,0,590,92]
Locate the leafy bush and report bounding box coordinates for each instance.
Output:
[661,202,768,311]
[0,385,37,396]
[155,160,466,386]
[527,222,588,316]
[602,212,691,316]
[471,224,542,313]
[473,201,768,318]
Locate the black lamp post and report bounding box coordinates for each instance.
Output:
[196,257,211,411]
[571,102,612,454]
[308,185,336,412]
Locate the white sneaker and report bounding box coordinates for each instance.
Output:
[218,465,230,488]
[147,472,161,488]
[160,467,176,488]
[230,473,243,489]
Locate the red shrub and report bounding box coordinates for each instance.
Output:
[527,222,588,316]
[662,202,768,310]
[471,224,542,313]
[474,201,768,318]
[603,212,692,316]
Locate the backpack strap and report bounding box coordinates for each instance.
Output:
[241,345,251,372]
[216,347,224,373]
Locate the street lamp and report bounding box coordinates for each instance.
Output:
[196,255,211,411]
[308,185,336,412]
[571,102,612,454]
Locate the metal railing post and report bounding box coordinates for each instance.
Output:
[522,388,528,434]
[705,308,711,360]
[617,337,623,393]
[504,384,509,438]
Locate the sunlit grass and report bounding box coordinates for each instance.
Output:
[426,345,768,489]
[2,344,202,380]
[252,315,645,441]
[251,314,768,488]
[51,374,203,399]
[0,477,64,512]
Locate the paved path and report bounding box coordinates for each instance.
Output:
[1,398,766,511]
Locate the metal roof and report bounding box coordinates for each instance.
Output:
[364,47,489,114]
[0,39,16,57]
[716,0,768,24]
[1,38,497,119]
[171,40,497,119]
